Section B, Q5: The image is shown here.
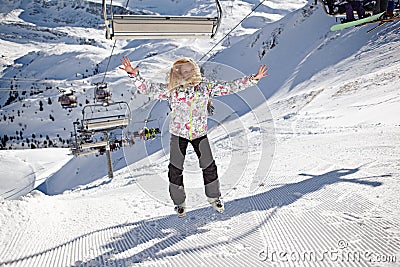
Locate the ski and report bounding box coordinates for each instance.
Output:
[366,21,388,33]
[366,15,400,33]
[330,12,385,31]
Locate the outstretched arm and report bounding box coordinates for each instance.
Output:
[253,64,269,81]
[119,56,139,76]
[120,56,168,100]
[211,64,269,96]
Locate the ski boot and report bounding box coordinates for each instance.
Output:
[174,202,186,218]
[208,197,225,213]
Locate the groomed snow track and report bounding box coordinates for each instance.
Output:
[1,174,399,267]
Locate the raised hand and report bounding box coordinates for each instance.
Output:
[119,56,139,75]
[253,64,269,81]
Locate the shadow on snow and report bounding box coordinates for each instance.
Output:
[1,168,389,266]
[83,167,385,265]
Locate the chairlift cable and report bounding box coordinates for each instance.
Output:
[0,88,45,91]
[101,0,130,84]
[101,40,117,84]
[199,0,268,62]
[0,77,54,82]
[0,77,82,84]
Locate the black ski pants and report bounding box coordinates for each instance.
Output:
[168,134,221,205]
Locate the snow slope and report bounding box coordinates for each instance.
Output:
[1,0,400,266]
[0,148,72,199]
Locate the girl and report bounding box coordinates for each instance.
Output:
[120,56,269,218]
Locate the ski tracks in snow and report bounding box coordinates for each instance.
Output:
[1,100,400,266]
[2,121,400,266]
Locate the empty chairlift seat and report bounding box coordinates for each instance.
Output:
[82,116,129,132]
[102,0,222,40]
[81,102,131,132]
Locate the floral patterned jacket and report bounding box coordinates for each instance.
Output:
[130,73,258,140]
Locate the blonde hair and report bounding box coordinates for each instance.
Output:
[167,58,202,93]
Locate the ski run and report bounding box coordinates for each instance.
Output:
[0,0,400,266]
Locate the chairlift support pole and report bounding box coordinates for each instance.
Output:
[73,121,79,149]
[76,101,131,177]
[104,131,114,179]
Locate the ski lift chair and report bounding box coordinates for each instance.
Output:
[102,0,222,40]
[70,130,109,156]
[58,90,77,108]
[81,101,131,132]
[95,82,111,103]
[80,141,108,150]
[72,148,102,157]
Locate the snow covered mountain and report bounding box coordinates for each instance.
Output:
[0,0,307,190]
[1,0,400,266]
